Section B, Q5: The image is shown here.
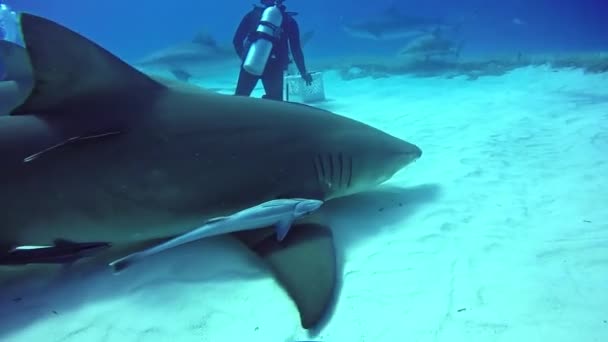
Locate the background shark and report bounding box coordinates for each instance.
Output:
[0,13,421,330]
[342,6,459,41]
[398,32,465,60]
[135,29,315,84]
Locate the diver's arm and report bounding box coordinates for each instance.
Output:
[233,12,254,59]
[288,18,308,76]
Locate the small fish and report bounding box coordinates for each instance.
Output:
[109,198,324,273]
[0,239,111,265]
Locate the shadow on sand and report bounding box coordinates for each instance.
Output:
[305,182,442,336]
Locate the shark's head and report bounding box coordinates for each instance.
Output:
[315,120,422,200]
[348,129,421,193]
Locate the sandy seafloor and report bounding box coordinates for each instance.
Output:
[1,64,607,342]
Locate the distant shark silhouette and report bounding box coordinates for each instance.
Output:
[342,5,459,40]
[136,29,315,82]
[398,32,465,60]
[0,13,420,329]
[136,31,236,68]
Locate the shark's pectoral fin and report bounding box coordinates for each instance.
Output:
[274,217,294,242]
[234,223,337,329]
[11,13,167,116]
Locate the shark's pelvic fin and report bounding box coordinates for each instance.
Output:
[235,223,337,329]
[10,13,167,116]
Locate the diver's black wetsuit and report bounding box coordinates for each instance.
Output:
[233,4,310,101]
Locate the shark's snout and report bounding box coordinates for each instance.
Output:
[383,136,422,170]
[401,140,422,163]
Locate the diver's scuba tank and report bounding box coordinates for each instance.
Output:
[243,3,283,76]
[0,3,18,43]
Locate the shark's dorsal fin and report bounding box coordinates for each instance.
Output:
[382,3,402,18]
[191,31,218,48]
[10,13,167,116]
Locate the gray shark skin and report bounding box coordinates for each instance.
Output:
[342,6,458,41]
[0,13,421,329]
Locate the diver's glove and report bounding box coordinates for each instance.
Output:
[301,72,313,86]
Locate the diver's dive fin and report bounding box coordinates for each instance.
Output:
[234,223,337,329]
[11,13,167,116]
[0,40,33,82]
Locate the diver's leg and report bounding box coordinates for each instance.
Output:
[234,67,259,97]
[261,62,285,101]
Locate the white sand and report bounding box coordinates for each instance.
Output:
[1,65,607,341]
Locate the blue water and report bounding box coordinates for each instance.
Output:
[1,1,608,340]
[9,0,608,62]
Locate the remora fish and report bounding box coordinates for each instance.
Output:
[109,198,324,272]
[0,239,111,265]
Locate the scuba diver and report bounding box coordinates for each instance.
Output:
[0,0,19,80]
[0,1,17,43]
[0,1,31,115]
[233,0,313,101]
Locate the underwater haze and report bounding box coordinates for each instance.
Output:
[1,0,608,341]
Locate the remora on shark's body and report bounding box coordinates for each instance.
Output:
[0,13,421,329]
[109,198,325,272]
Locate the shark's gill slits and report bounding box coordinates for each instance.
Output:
[313,153,353,192]
[313,155,322,186]
[347,155,353,188]
[338,152,344,187]
[328,153,335,187]
[316,154,326,180]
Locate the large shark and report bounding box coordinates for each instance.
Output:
[342,6,459,41]
[0,13,422,329]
